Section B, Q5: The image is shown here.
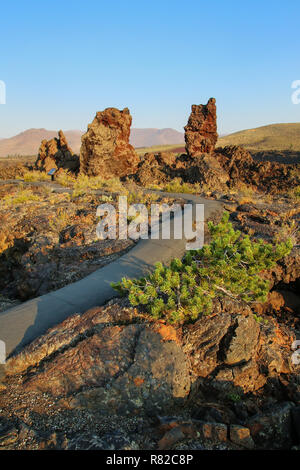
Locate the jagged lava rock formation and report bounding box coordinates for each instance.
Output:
[80,107,139,178]
[133,98,300,194]
[134,151,178,186]
[35,130,79,173]
[184,98,218,156]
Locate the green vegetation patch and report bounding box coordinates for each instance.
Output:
[112,212,292,324]
[1,187,40,205]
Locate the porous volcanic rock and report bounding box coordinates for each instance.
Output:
[183,154,229,189]
[134,143,299,194]
[184,98,218,156]
[0,161,29,180]
[133,152,229,192]
[215,145,300,193]
[261,250,300,289]
[133,152,177,186]
[6,303,191,415]
[246,402,295,449]
[35,130,79,173]
[80,107,139,178]
[2,274,300,451]
[183,301,297,396]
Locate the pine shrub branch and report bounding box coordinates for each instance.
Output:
[111,212,293,324]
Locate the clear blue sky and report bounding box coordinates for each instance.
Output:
[0,0,299,138]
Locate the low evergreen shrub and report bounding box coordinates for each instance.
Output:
[112,212,292,324]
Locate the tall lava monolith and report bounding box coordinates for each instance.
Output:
[184,98,218,156]
[80,107,139,178]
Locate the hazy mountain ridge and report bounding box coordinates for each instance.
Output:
[1,123,299,157]
[218,123,300,151]
[131,128,184,148]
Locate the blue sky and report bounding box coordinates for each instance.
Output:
[0,0,299,138]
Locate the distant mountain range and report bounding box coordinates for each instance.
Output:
[0,128,185,157]
[131,128,184,148]
[1,123,299,157]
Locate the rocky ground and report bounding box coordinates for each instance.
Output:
[131,145,300,197]
[0,183,134,307]
[0,157,33,180]
[252,149,300,165]
[1,283,300,450]
[0,181,183,309]
[0,196,300,450]
[0,110,300,449]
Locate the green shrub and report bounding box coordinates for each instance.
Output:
[227,392,242,403]
[112,212,292,324]
[288,185,300,200]
[19,170,49,182]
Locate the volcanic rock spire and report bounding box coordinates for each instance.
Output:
[80,107,139,178]
[184,98,218,156]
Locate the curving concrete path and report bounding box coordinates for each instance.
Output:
[0,179,225,358]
